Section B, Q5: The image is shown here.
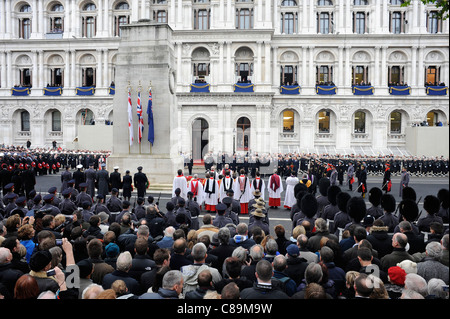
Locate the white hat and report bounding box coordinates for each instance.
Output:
[76,164,83,169]
[114,166,119,170]
[396,260,417,274]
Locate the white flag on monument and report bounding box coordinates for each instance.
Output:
[128,88,134,146]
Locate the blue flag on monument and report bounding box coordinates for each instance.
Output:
[147,87,154,146]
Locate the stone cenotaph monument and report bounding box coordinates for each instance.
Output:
[107,21,182,185]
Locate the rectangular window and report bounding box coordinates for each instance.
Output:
[428,11,439,33]
[82,68,95,87]
[237,9,252,29]
[281,13,295,34]
[21,112,30,131]
[318,111,330,133]
[283,110,295,132]
[354,111,366,133]
[319,12,330,34]
[196,9,209,30]
[390,112,402,133]
[52,111,61,131]
[21,18,32,39]
[355,12,365,34]
[20,68,32,87]
[391,12,402,34]
[426,66,437,86]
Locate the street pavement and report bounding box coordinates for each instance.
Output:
[31,171,449,238]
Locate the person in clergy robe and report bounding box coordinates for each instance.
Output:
[250,171,266,201]
[203,172,219,213]
[172,169,188,200]
[267,169,283,209]
[219,169,235,201]
[233,169,253,215]
[187,174,204,206]
[284,171,299,210]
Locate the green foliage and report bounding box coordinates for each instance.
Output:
[402,0,449,20]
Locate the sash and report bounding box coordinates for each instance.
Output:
[223,176,233,192]
[205,178,215,197]
[239,175,247,193]
[270,174,280,192]
[253,178,262,191]
[191,180,199,196]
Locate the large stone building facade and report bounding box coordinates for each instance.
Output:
[0,0,448,159]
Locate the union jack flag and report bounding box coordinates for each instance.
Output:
[137,90,144,143]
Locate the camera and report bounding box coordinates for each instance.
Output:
[55,239,63,246]
[46,269,56,276]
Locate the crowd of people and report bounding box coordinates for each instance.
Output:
[0,145,448,300]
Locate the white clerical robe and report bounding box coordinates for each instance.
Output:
[233,175,254,204]
[250,177,266,201]
[219,175,234,201]
[172,175,188,199]
[203,177,219,206]
[267,174,283,200]
[188,178,205,205]
[284,176,299,209]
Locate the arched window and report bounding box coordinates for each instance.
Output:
[20,5,32,12]
[237,117,251,151]
[318,0,333,6]
[283,110,295,132]
[52,4,64,12]
[390,111,402,133]
[318,111,330,133]
[390,0,404,5]
[282,0,297,6]
[354,0,368,5]
[83,3,96,11]
[115,2,130,10]
[354,111,366,133]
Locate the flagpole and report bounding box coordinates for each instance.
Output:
[127,81,132,154]
[149,81,152,155]
[138,81,142,155]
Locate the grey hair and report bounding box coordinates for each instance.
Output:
[218,227,231,245]
[162,270,183,290]
[401,289,425,299]
[425,241,443,259]
[404,273,428,297]
[82,283,104,299]
[236,223,248,235]
[442,234,449,250]
[116,251,133,272]
[191,242,207,262]
[320,246,334,263]
[0,247,12,264]
[265,238,278,255]
[314,218,328,232]
[427,278,448,299]
[304,262,323,284]
[272,255,287,272]
[137,225,150,237]
[249,244,264,262]
[231,246,248,263]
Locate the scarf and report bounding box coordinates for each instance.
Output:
[234,235,248,243]
[205,178,215,197]
[239,175,247,192]
[191,179,199,196]
[253,178,262,191]
[270,174,280,191]
[224,176,233,192]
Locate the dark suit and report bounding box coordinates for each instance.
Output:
[134,171,148,198]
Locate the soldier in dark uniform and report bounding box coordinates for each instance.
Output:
[91,194,111,216]
[73,164,85,191]
[84,163,97,198]
[21,164,36,198]
[110,166,122,192]
[59,189,78,215]
[107,188,123,214]
[75,183,93,207]
[358,164,368,198]
[48,186,62,208]
[134,166,149,199]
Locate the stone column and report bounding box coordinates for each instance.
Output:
[272,46,278,87]
[0,0,5,39]
[374,46,380,87]
[264,41,271,84]
[411,46,417,87]
[97,49,103,87]
[381,46,388,87]
[31,0,38,39]
[219,41,224,84]
[6,50,12,87]
[38,50,44,88]
[226,41,232,83]
[0,50,6,88]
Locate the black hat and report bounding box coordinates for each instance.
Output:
[4,183,14,190]
[111,188,119,193]
[301,193,318,218]
[29,250,52,272]
[43,194,54,202]
[6,192,18,200]
[368,187,383,206]
[402,186,417,201]
[216,203,227,212]
[79,183,88,188]
[33,194,42,203]
[381,194,396,213]
[226,189,234,194]
[337,192,351,212]
[177,198,185,206]
[68,179,75,184]
[424,195,440,215]
[77,259,94,278]
[327,185,342,206]
[166,201,175,210]
[62,189,72,197]
[97,194,104,200]
[82,201,91,209]
[318,178,330,196]
[137,166,143,170]
[16,196,26,205]
[48,187,57,193]
[222,197,232,205]
[362,215,375,227]
[399,199,419,222]
[347,196,367,222]
[28,189,36,198]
